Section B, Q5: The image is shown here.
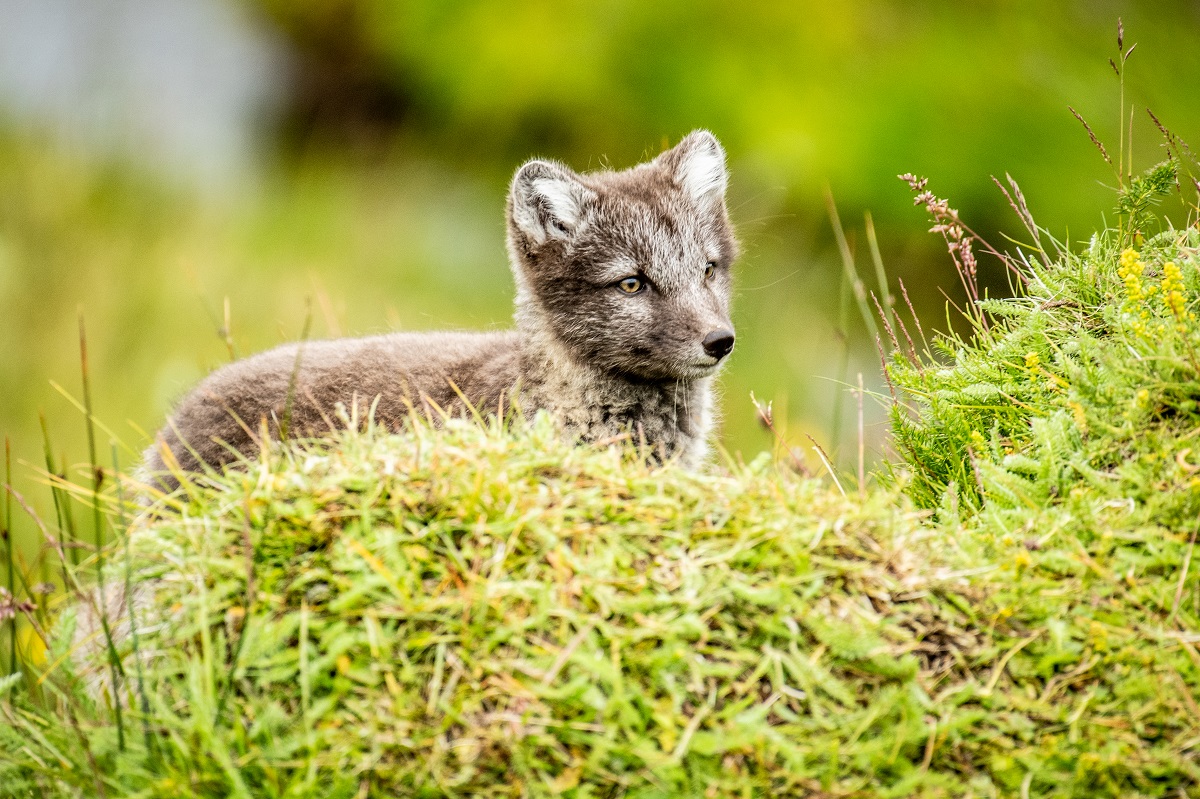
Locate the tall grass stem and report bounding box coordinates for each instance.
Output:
[4,438,13,676]
[80,314,126,750]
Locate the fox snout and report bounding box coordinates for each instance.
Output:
[702,328,735,360]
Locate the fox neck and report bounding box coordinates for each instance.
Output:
[515,309,713,465]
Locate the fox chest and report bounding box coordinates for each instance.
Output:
[536,379,712,465]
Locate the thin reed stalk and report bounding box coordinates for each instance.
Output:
[38,414,75,582]
[114,444,157,766]
[80,315,126,751]
[856,372,865,493]
[4,438,13,676]
[864,212,894,336]
[280,302,314,441]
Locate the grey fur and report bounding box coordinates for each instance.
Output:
[145,131,738,485]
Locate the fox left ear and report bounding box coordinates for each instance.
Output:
[660,130,728,206]
[508,159,595,247]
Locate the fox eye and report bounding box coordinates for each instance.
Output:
[704,261,718,280]
[617,276,644,294]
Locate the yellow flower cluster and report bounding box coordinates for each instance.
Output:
[1118,248,1145,302]
[1162,260,1194,330]
[1117,248,1151,337]
[1024,350,1067,392]
[1116,248,1196,339]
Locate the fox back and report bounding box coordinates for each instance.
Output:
[147,131,737,483]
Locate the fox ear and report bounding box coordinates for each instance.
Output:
[509,159,593,246]
[659,130,728,206]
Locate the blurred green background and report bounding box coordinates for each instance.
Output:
[2,0,1199,561]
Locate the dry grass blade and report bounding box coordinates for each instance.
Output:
[991,174,1044,251]
[1068,106,1113,167]
[825,188,881,346]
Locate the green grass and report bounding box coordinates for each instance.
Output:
[5,140,1200,798]
[4,415,984,797]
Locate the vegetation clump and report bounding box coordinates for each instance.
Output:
[882,161,1200,797]
[3,416,990,797]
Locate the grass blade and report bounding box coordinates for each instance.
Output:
[38,413,76,578]
[280,301,314,442]
[4,437,13,677]
[114,443,158,766]
[864,212,894,338]
[80,314,126,751]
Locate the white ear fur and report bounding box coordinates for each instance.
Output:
[532,176,581,229]
[666,130,728,204]
[510,160,592,245]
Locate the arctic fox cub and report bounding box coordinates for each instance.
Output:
[147,130,737,482]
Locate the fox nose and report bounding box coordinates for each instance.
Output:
[702,329,735,360]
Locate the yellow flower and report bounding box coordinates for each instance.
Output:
[1089,620,1109,651]
[1024,352,1040,369]
[1068,401,1088,432]
[1119,247,1139,271]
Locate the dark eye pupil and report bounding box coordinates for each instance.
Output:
[705,262,717,278]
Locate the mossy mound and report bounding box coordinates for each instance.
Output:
[4,386,1200,796]
[5,416,990,797]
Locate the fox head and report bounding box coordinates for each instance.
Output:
[506,130,738,382]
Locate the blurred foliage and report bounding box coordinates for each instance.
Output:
[250,0,1200,227]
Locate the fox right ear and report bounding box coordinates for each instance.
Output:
[658,130,728,208]
[509,160,594,246]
